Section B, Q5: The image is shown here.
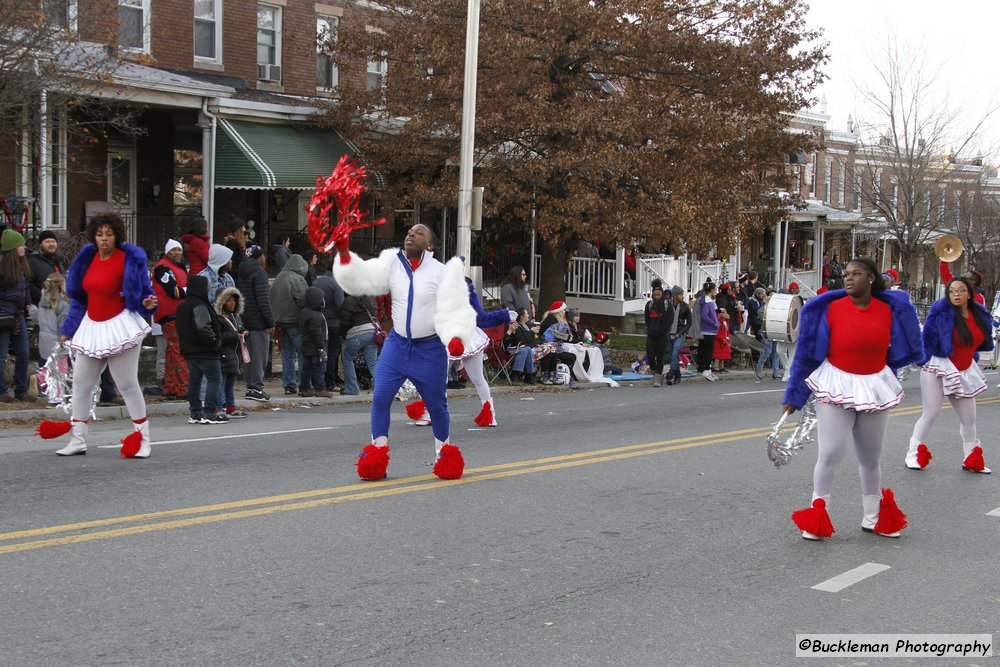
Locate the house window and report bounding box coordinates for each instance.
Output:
[195,0,222,62]
[173,149,204,216]
[808,154,817,196]
[837,162,846,206]
[47,110,67,229]
[257,5,281,82]
[41,0,77,30]
[824,160,832,203]
[367,52,387,91]
[317,16,339,90]
[118,0,150,52]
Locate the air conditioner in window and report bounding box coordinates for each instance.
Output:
[257,64,281,82]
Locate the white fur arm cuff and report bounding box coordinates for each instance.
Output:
[434,257,477,347]
[332,248,395,297]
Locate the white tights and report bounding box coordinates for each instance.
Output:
[813,401,890,497]
[462,351,492,405]
[71,346,146,423]
[910,369,977,445]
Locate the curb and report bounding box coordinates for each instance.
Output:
[2,370,769,423]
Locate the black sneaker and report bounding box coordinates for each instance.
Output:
[284,386,297,395]
[188,415,203,425]
[245,389,270,402]
[206,411,229,424]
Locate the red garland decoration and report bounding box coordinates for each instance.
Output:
[0,198,29,233]
[306,155,387,254]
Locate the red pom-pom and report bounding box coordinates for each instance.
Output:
[357,444,390,480]
[916,443,932,468]
[874,487,907,535]
[119,431,142,458]
[791,498,835,538]
[433,444,465,480]
[473,401,494,427]
[447,337,464,357]
[406,400,427,421]
[963,446,986,472]
[35,420,71,440]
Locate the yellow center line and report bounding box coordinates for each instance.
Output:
[0,424,771,542]
[2,395,996,556]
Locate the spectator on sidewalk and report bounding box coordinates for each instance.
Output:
[198,244,235,305]
[505,307,539,383]
[223,218,246,275]
[313,265,345,391]
[27,230,62,306]
[33,272,68,365]
[0,229,32,402]
[500,265,533,319]
[151,239,189,400]
[214,286,248,419]
[176,274,225,424]
[665,285,692,385]
[644,279,673,386]
[237,245,273,402]
[270,254,309,394]
[180,217,210,276]
[696,281,720,381]
[339,293,379,396]
[272,234,292,272]
[298,286,329,397]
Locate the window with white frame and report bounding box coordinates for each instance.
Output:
[195,0,222,62]
[257,4,282,80]
[808,154,817,196]
[118,0,150,52]
[824,160,832,203]
[317,16,339,89]
[367,52,387,91]
[41,0,77,30]
[838,162,846,206]
[47,110,67,229]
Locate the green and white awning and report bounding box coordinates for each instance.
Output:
[215,119,384,190]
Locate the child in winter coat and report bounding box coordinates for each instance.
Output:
[215,287,248,418]
[176,274,226,424]
[33,272,69,364]
[298,286,329,397]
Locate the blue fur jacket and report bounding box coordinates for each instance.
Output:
[920,298,994,365]
[468,282,512,329]
[783,289,923,409]
[62,243,157,338]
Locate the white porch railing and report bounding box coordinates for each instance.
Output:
[688,261,736,294]
[779,268,820,298]
[635,255,685,297]
[565,257,618,297]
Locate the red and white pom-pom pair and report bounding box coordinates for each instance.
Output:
[355,442,465,481]
[37,418,151,458]
[906,438,990,473]
[792,489,907,541]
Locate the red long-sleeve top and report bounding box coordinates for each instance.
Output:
[940,261,986,306]
[826,296,892,375]
[950,317,986,371]
[82,249,127,322]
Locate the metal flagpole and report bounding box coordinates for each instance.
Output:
[456,0,481,265]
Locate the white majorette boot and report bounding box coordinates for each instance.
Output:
[861,488,907,538]
[904,437,932,470]
[791,494,834,541]
[120,419,151,459]
[962,440,991,473]
[56,421,88,456]
[473,401,497,427]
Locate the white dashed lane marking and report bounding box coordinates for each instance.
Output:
[811,563,891,593]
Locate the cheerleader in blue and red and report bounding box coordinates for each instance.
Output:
[38,212,158,459]
[906,277,994,473]
[783,258,922,541]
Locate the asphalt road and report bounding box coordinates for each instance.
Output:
[1,372,999,666]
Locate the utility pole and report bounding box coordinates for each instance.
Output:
[455,0,481,265]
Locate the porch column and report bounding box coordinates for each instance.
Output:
[199,110,215,226]
[615,246,625,301]
[38,89,49,228]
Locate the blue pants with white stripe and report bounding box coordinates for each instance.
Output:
[372,331,450,443]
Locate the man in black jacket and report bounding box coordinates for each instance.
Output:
[27,230,62,305]
[298,287,329,397]
[236,245,274,402]
[643,279,673,387]
[665,285,693,386]
[176,275,226,424]
[313,266,344,391]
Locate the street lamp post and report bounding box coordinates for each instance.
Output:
[456,0,481,266]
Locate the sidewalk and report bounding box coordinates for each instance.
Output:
[0,368,764,424]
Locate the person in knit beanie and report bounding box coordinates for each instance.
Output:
[0,228,31,402]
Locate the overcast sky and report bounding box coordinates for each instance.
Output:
[804,0,1000,158]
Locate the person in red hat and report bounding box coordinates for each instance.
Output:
[882,269,899,289]
[537,300,577,384]
[788,282,800,296]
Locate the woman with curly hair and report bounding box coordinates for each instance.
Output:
[39,212,158,458]
[905,276,993,473]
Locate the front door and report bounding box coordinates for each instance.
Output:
[107,148,137,240]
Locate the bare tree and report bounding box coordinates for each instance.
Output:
[850,36,999,287]
[324,0,826,305]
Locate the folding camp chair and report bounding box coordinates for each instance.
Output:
[482,325,515,385]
